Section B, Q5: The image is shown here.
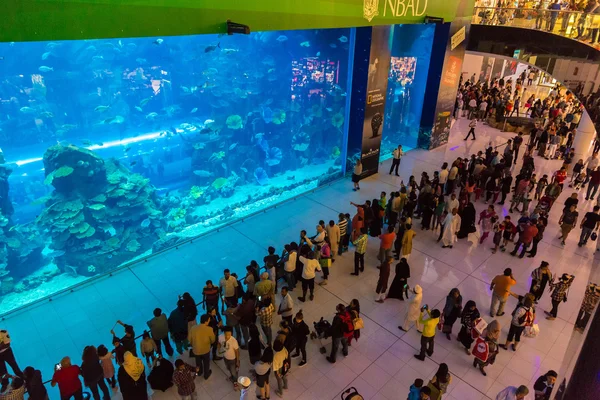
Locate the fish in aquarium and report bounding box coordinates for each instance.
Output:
[0,27,352,314]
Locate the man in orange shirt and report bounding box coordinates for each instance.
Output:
[490,268,517,317]
[378,225,396,263]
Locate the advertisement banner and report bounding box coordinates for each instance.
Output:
[361,25,392,177]
[2,0,461,43]
[427,0,473,149]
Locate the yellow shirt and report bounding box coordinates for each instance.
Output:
[419,311,439,338]
[188,324,215,355]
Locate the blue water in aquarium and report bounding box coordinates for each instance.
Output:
[380,24,434,159]
[0,28,351,314]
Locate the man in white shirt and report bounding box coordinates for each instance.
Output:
[278,287,294,325]
[389,145,403,176]
[468,98,477,119]
[298,253,321,302]
[446,163,459,195]
[219,269,239,307]
[445,193,459,213]
[478,99,488,120]
[495,385,532,400]
[283,245,297,290]
[464,118,477,141]
[585,153,600,184]
[439,163,449,193]
[218,327,240,383]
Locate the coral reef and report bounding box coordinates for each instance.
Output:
[37,145,164,276]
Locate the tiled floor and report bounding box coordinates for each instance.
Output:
[3,117,597,399]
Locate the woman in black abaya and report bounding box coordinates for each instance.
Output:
[386,258,410,300]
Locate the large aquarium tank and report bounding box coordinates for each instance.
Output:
[0,28,351,314]
[380,24,435,160]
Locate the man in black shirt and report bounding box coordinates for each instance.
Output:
[512,133,524,164]
[578,205,600,246]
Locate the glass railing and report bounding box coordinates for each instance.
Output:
[472,7,600,47]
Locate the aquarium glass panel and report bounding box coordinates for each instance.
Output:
[0,28,351,314]
[380,24,435,159]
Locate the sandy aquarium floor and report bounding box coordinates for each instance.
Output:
[2,118,598,400]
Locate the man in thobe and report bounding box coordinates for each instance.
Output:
[441,208,461,248]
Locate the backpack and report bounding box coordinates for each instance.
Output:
[472,337,489,362]
[340,312,354,334]
[517,307,534,326]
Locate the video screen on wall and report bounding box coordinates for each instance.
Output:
[389,56,417,90]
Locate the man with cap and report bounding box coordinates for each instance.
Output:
[238,376,254,400]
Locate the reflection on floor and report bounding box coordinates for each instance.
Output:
[4,118,596,400]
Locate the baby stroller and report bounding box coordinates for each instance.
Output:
[341,387,364,400]
[310,317,331,354]
[537,196,554,217]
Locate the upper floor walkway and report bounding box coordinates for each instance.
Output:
[472,6,600,50]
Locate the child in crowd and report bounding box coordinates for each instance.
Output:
[573,172,586,190]
[529,173,537,193]
[491,216,502,253]
[499,216,516,252]
[97,344,117,389]
[140,331,158,366]
[408,378,424,400]
[570,158,584,185]
[535,174,549,200]
[380,191,387,210]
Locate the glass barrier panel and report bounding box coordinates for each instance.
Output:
[0,28,352,315]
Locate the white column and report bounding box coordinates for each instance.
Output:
[573,111,596,162]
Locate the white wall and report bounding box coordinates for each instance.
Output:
[552,59,600,94]
[462,54,484,82]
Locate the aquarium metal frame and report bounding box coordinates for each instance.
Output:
[0,173,348,320]
[340,28,357,176]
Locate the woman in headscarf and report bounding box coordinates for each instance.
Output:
[370,199,383,237]
[458,300,480,354]
[473,320,501,376]
[442,288,463,340]
[457,202,476,238]
[118,351,148,400]
[387,258,410,300]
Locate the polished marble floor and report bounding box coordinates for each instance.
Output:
[3,117,597,399]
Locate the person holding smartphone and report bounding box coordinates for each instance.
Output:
[51,357,83,400]
[413,305,441,361]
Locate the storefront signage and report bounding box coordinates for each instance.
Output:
[2,0,461,42]
[450,26,466,50]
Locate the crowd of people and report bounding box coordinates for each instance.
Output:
[1,71,599,399]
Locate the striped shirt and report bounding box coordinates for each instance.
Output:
[338,219,348,236]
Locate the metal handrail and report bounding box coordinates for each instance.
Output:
[39,299,209,388]
[472,6,600,46]
[0,173,342,319]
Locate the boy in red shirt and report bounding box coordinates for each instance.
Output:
[553,167,567,190]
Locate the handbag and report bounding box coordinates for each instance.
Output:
[319,258,331,268]
[591,232,598,241]
[472,337,489,362]
[353,317,365,330]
